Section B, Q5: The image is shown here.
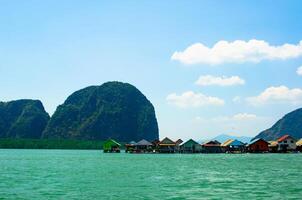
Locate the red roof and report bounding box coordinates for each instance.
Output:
[277,135,291,142]
[202,144,220,147]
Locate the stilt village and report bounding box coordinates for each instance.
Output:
[103,134,302,154]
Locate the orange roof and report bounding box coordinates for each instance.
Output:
[296,139,302,146]
[221,139,234,147]
[268,141,278,147]
[277,135,291,142]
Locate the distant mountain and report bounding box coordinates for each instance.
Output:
[253,108,302,141]
[0,99,50,139]
[212,134,253,143]
[43,81,159,142]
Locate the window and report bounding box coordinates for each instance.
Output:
[291,140,294,143]
[284,140,287,143]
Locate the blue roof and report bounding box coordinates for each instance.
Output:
[129,141,137,145]
[229,139,244,146]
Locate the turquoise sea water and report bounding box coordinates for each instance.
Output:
[0,149,301,199]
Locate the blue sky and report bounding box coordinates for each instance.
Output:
[1,0,302,140]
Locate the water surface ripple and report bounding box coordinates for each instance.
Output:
[0,149,301,199]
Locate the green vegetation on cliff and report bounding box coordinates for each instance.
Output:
[0,100,50,139]
[43,82,159,142]
[0,139,108,149]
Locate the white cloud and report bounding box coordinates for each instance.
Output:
[195,75,245,86]
[247,85,302,106]
[232,96,241,103]
[195,113,258,122]
[193,113,270,138]
[171,39,302,65]
[296,66,302,76]
[232,113,257,120]
[166,91,224,108]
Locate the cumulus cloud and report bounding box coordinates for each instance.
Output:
[247,85,302,105]
[232,113,257,120]
[232,96,242,103]
[296,66,302,76]
[195,75,245,86]
[166,91,224,108]
[171,39,302,65]
[195,113,259,122]
[193,113,271,138]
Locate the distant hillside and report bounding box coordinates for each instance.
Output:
[43,81,159,142]
[0,99,50,139]
[212,134,252,143]
[253,108,302,141]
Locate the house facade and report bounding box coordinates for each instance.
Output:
[135,139,153,153]
[247,138,269,153]
[103,139,121,153]
[175,139,183,153]
[180,139,202,153]
[277,135,297,152]
[221,139,233,152]
[158,137,176,153]
[221,139,245,153]
[268,141,278,153]
[201,140,222,153]
[125,141,137,153]
[296,139,302,152]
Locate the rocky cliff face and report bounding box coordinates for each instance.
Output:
[43,82,159,141]
[0,99,50,139]
[254,108,302,140]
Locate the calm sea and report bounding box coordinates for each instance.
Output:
[0,149,301,199]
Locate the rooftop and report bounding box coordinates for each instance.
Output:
[268,141,278,147]
[277,135,293,142]
[159,137,176,145]
[221,139,234,147]
[136,139,152,146]
[248,138,269,145]
[296,139,302,146]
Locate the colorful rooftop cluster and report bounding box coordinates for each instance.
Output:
[103,134,302,153]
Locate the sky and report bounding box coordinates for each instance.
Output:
[1,0,302,141]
